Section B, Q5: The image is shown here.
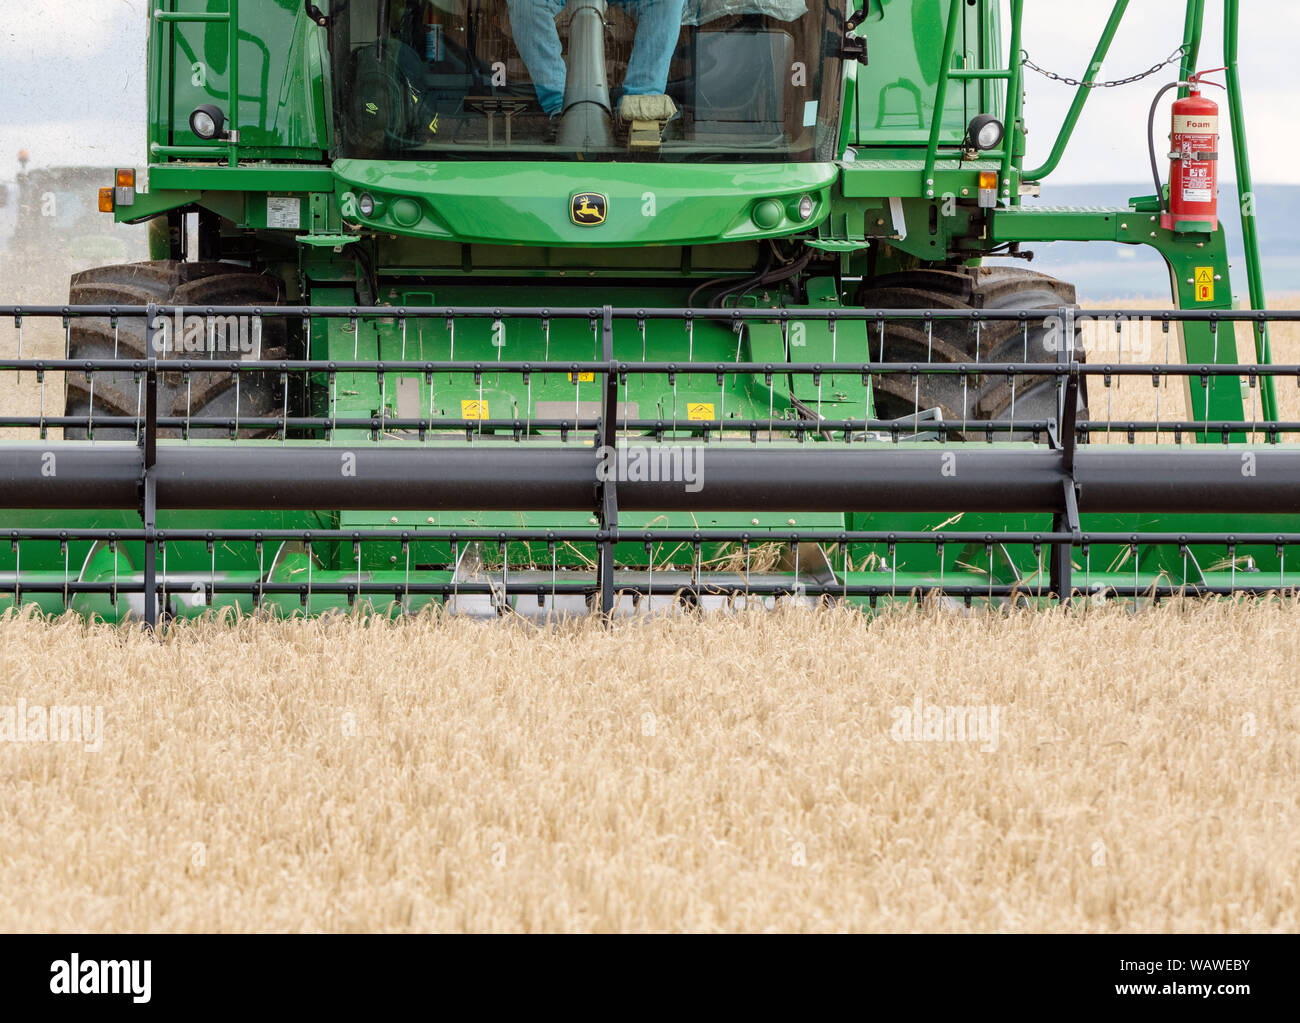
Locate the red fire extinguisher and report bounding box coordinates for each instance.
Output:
[1158,69,1225,234]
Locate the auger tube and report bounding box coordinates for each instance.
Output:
[557,0,614,149]
[4,446,1300,516]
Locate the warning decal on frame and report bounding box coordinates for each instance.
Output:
[461,400,488,420]
[568,372,595,383]
[266,196,301,230]
[687,403,715,421]
[1194,266,1215,303]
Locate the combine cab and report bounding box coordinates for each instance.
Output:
[0,0,1296,623]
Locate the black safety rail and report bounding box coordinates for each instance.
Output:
[2,303,1299,624]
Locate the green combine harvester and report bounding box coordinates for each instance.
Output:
[1,0,1297,623]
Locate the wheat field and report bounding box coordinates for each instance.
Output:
[0,601,1296,933]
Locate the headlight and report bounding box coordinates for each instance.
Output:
[967,114,1005,152]
[751,199,783,230]
[190,104,226,141]
[358,193,376,218]
[796,195,815,221]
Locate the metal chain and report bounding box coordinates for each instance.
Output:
[1021,44,1190,89]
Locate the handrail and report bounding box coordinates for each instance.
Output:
[998,0,1025,201]
[154,10,229,22]
[1022,0,1130,182]
[922,0,1024,199]
[156,1,239,166]
[921,0,964,198]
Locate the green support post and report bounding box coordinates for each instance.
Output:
[998,0,1024,202]
[922,0,964,199]
[1179,0,1206,97]
[1223,0,1277,418]
[1157,227,1249,431]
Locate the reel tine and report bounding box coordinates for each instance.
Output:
[330,370,338,445]
[541,315,549,385]
[829,314,838,387]
[499,539,509,617]
[447,315,455,384]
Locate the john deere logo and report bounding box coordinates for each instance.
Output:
[570,192,607,227]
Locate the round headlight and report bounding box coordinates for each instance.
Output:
[189,104,225,141]
[967,114,1005,152]
[358,193,376,218]
[391,197,422,228]
[752,199,784,230]
[796,195,815,221]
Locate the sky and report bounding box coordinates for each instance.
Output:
[0,0,1298,185]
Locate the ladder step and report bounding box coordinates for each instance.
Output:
[949,69,1012,80]
[154,11,230,22]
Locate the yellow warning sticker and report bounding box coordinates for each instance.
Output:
[568,372,595,383]
[1194,266,1215,303]
[461,400,488,420]
[687,403,716,421]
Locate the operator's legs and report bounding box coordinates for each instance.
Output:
[508,0,568,116]
[617,0,686,96]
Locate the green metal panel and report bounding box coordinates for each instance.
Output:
[153,0,329,162]
[331,160,838,248]
[853,0,974,148]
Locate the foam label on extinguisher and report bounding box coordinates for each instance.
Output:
[1173,113,1218,135]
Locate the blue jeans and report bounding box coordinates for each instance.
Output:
[508,0,686,116]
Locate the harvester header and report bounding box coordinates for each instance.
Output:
[2,0,1295,624]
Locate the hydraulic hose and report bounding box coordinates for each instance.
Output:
[1148,81,1184,216]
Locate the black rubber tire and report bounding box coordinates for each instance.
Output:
[856,266,1088,438]
[63,261,288,440]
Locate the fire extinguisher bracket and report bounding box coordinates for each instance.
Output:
[1167,220,1216,235]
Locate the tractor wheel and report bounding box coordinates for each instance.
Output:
[856,266,1088,437]
[63,260,288,440]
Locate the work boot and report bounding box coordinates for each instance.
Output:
[618,94,677,151]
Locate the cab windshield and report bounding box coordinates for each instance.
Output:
[329,0,847,162]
